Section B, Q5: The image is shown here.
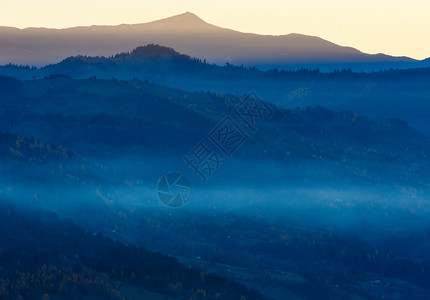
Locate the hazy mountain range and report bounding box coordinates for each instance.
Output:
[1,74,429,190]
[1,12,429,71]
[2,15,430,299]
[2,44,430,136]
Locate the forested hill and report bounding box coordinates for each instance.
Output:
[0,202,264,299]
[2,45,430,82]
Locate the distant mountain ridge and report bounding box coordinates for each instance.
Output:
[0,12,428,71]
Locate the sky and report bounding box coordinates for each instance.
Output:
[1,0,429,60]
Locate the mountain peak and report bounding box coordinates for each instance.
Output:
[147,11,210,31]
[170,12,206,22]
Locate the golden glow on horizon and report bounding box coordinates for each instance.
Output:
[1,0,429,60]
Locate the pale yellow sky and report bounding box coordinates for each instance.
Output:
[1,0,429,59]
